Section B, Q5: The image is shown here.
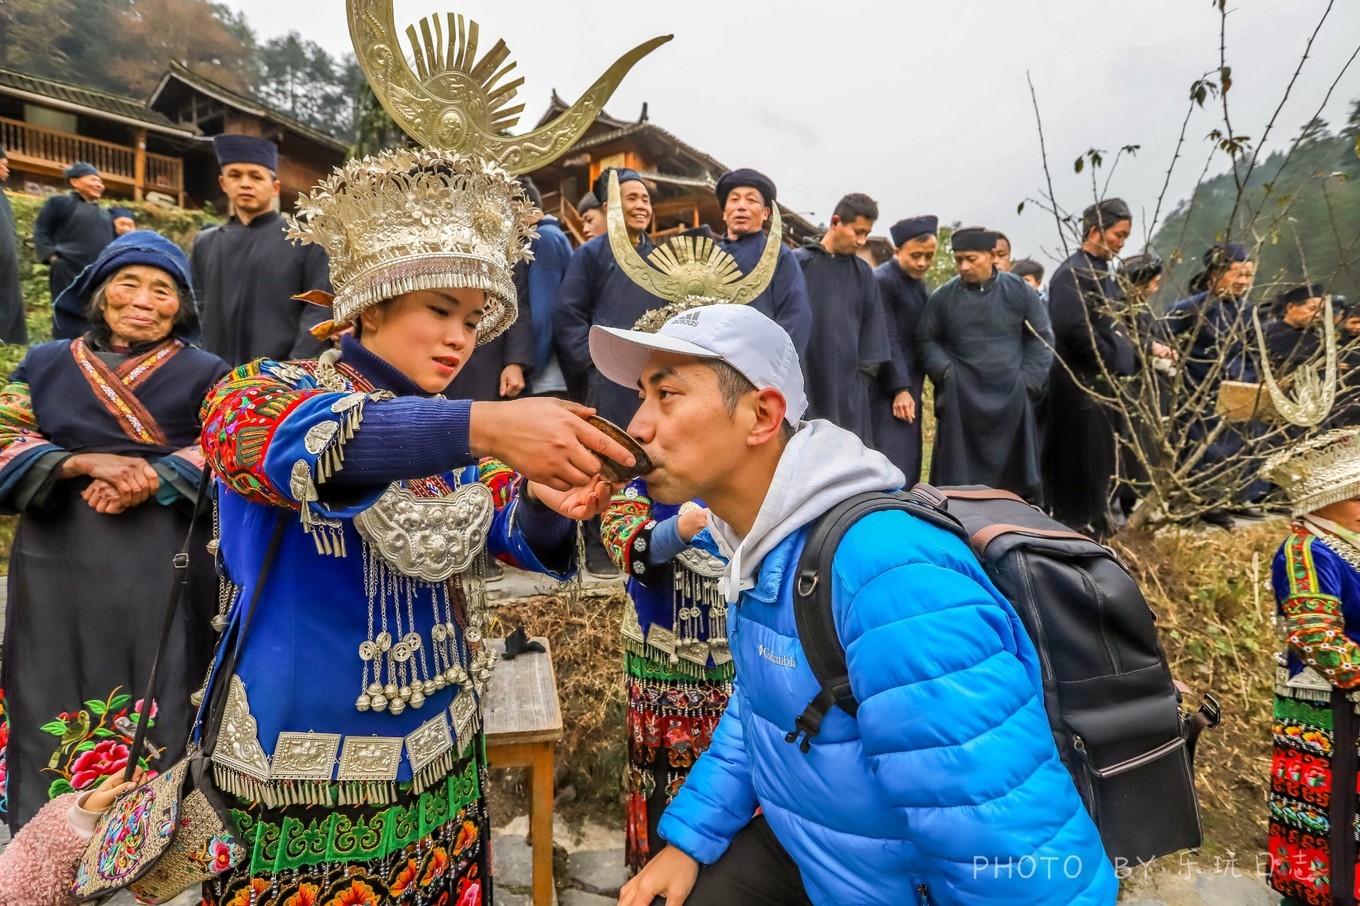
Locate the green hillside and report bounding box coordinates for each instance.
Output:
[1150,103,1360,305]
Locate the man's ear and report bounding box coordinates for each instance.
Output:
[747,388,788,446]
[829,215,842,227]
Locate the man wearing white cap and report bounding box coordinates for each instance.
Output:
[598,305,1115,906]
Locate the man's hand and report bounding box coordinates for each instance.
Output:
[527,477,614,521]
[63,453,158,511]
[469,399,636,493]
[618,845,699,906]
[1151,341,1178,363]
[892,390,916,423]
[499,364,526,399]
[676,506,710,543]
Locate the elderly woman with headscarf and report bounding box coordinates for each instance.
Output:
[1263,429,1360,905]
[0,230,229,832]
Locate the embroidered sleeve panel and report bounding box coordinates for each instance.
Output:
[200,359,375,515]
[1284,532,1344,599]
[476,458,517,510]
[602,481,653,573]
[1282,593,1360,689]
[0,380,60,472]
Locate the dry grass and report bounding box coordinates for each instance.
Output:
[492,587,630,826]
[1112,521,1282,858]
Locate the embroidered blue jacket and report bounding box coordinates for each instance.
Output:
[196,341,574,791]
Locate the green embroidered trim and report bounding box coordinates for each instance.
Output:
[1274,694,1334,730]
[626,650,734,683]
[230,757,482,875]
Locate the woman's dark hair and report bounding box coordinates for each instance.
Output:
[1122,251,1164,286]
[84,272,199,351]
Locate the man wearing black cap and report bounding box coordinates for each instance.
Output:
[191,134,333,365]
[713,168,811,356]
[1263,284,1326,374]
[577,191,606,240]
[870,215,937,483]
[1163,243,1272,518]
[1041,199,1137,537]
[918,226,1054,500]
[555,166,661,576]
[557,167,661,424]
[33,161,113,332]
[110,207,137,237]
[793,192,889,438]
[0,145,25,344]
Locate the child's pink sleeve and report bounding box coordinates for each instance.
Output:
[0,792,92,906]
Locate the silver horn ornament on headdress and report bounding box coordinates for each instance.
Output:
[348,0,671,174]
[605,171,782,333]
[1251,294,1339,427]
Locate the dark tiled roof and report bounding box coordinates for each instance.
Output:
[0,67,185,132]
[151,62,348,153]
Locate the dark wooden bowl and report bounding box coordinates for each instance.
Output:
[585,415,652,482]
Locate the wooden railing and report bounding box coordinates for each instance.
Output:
[0,116,183,197]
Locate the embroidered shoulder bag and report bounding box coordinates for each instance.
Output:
[72,476,286,902]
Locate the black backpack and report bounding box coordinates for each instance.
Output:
[785,483,1220,865]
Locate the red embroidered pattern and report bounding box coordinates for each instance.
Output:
[474,460,516,509]
[200,360,328,507]
[602,485,652,573]
[0,381,53,472]
[70,338,175,446]
[1282,531,1360,689]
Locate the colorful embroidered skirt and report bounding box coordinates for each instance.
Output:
[624,648,733,873]
[1268,694,1360,905]
[205,741,490,906]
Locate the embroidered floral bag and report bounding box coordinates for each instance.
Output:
[71,491,284,902]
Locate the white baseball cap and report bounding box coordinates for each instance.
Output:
[589,304,807,425]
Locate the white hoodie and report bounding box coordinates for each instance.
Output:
[708,420,905,602]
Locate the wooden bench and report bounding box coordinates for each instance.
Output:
[484,636,562,906]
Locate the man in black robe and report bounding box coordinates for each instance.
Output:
[793,192,888,439]
[714,168,812,356]
[0,146,26,344]
[871,215,937,483]
[1262,284,1324,374]
[1163,243,1269,515]
[556,167,661,428]
[555,167,659,575]
[1042,199,1137,537]
[192,135,332,365]
[36,162,113,337]
[918,227,1054,500]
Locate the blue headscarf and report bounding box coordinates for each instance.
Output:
[52,230,198,343]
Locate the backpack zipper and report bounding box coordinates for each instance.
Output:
[916,882,932,905]
[1073,562,1120,673]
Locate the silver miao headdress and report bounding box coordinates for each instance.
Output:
[287,0,671,341]
[1261,428,1360,517]
[605,171,781,332]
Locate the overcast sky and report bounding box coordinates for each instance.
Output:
[226,0,1360,265]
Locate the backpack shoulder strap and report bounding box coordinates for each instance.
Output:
[786,483,965,753]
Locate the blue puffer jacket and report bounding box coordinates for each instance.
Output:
[658,510,1117,905]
